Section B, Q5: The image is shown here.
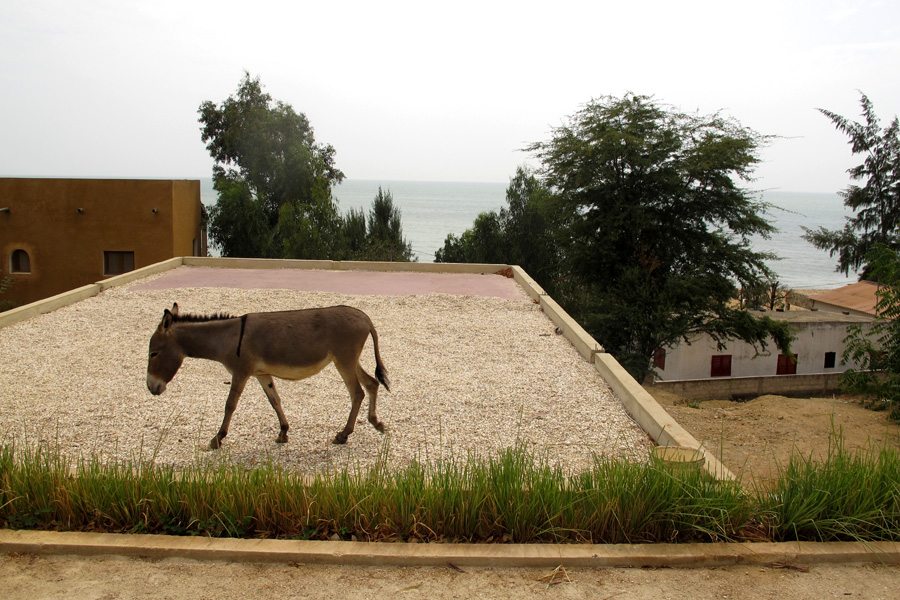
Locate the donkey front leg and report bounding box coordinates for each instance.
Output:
[210,377,248,449]
[257,375,290,444]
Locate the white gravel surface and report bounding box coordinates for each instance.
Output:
[0,273,653,474]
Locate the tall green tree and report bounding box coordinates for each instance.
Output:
[841,245,900,420]
[528,94,792,380]
[803,93,900,279]
[340,188,415,262]
[365,187,414,261]
[199,73,345,258]
[436,167,559,281]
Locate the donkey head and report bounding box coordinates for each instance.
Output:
[146,303,185,395]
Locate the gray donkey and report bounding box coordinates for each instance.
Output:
[146,303,389,449]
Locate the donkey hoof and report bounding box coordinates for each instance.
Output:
[332,433,348,445]
[209,437,222,450]
[373,421,386,433]
[276,434,288,444]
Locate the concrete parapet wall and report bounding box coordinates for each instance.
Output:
[510,265,545,301]
[594,354,735,480]
[3,529,900,568]
[98,257,185,291]
[0,258,187,328]
[652,373,845,400]
[183,256,509,275]
[538,295,603,363]
[0,283,102,329]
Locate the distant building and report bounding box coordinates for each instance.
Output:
[653,310,875,381]
[0,178,206,307]
[787,281,879,318]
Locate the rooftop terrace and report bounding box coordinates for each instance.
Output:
[0,258,728,478]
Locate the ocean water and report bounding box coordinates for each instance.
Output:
[200,178,858,290]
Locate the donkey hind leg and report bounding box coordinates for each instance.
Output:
[211,376,248,450]
[333,363,366,445]
[257,375,290,444]
[358,364,385,433]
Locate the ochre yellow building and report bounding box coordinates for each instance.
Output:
[1,178,206,307]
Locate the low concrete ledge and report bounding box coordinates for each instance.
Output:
[183,256,510,275]
[0,257,513,329]
[97,257,184,291]
[2,530,898,568]
[538,295,602,362]
[594,353,735,481]
[510,265,546,301]
[0,284,101,328]
[183,256,336,271]
[653,373,845,400]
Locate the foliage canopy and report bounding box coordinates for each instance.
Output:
[439,94,793,380]
[199,73,346,259]
[803,93,900,279]
[841,245,900,420]
[345,187,414,262]
[199,74,413,262]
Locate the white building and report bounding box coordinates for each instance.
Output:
[653,310,875,381]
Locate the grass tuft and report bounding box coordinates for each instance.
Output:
[2,432,898,543]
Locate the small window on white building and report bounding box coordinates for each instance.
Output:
[776,353,798,375]
[710,355,732,377]
[653,348,666,371]
[103,251,134,276]
[10,249,31,273]
[824,352,837,369]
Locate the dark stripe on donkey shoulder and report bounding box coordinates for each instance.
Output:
[236,314,248,357]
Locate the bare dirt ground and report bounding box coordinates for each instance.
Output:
[648,389,900,485]
[3,552,899,600]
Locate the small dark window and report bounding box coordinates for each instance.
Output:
[824,352,837,369]
[10,249,31,273]
[103,251,134,276]
[653,348,666,371]
[710,355,732,377]
[776,353,798,375]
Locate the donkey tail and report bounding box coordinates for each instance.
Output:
[370,324,390,391]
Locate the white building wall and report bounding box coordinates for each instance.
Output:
[656,319,874,381]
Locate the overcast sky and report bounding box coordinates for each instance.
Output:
[1,0,898,192]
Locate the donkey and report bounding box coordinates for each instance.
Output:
[146,303,390,449]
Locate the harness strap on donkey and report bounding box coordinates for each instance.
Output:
[236,314,248,357]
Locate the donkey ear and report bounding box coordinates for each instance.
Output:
[161,308,176,331]
[171,302,179,316]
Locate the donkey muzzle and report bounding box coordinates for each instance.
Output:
[147,374,167,396]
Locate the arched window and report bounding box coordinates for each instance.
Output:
[10,249,31,274]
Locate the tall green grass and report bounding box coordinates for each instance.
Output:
[2,435,898,543]
[756,433,900,542]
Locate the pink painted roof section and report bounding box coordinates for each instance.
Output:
[129,266,528,300]
[808,280,879,316]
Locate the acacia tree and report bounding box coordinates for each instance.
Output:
[199,73,345,258]
[803,93,900,279]
[841,245,900,420]
[529,94,793,380]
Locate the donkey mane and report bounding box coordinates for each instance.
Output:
[171,312,237,324]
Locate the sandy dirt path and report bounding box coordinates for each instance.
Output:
[3,552,899,599]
